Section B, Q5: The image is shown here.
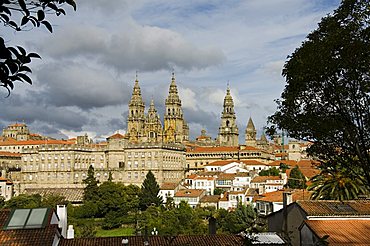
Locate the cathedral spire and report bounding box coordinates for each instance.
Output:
[245,117,257,147]
[218,85,238,146]
[127,74,145,142]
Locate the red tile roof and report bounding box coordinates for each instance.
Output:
[240,160,266,165]
[174,189,205,198]
[204,160,236,166]
[255,189,312,203]
[0,139,75,146]
[297,200,370,216]
[200,195,220,203]
[187,146,239,153]
[60,235,245,246]
[107,133,125,139]
[0,209,60,246]
[268,160,297,167]
[251,176,282,183]
[160,183,178,190]
[0,151,21,157]
[304,220,370,245]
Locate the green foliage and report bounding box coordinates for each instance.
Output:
[0,0,76,94]
[259,167,280,176]
[0,197,5,208]
[217,204,263,234]
[287,166,307,189]
[267,0,370,188]
[78,222,97,238]
[308,166,368,200]
[279,163,290,173]
[213,188,225,195]
[139,171,162,211]
[40,194,67,208]
[5,194,41,208]
[83,165,99,202]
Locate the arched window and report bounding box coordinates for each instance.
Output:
[226,120,230,127]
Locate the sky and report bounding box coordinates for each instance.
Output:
[1,0,341,142]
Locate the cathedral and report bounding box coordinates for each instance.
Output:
[125,73,262,148]
[126,73,189,144]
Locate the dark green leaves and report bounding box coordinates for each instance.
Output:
[0,0,76,93]
[268,0,370,189]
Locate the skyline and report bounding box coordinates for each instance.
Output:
[0,0,341,142]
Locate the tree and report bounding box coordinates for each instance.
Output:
[0,0,76,95]
[267,0,370,188]
[5,194,41,208]
[259,167,280,176]
[308,166,367,200]
[83,165,99,202]
[139,171,162,210]
[287,166,306,189]
[218,204,262,234]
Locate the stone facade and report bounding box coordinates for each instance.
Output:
[217,86,239,146]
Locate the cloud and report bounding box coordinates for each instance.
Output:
[39,22,226,73]
[35,62,129,109]
[178,86,197,111]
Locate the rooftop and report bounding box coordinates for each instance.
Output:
[304,220,370,245]
[60,234,245,246]
[297,200,370,216]
[174,189,205,198]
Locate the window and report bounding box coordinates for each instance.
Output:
[119,162,125,168]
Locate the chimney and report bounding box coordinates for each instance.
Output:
[283,192,292,237]
[67,225,74,239]
[57,205,67,238]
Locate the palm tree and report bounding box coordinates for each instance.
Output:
[308,168,368,200]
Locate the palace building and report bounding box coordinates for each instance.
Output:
[0,73,281,201]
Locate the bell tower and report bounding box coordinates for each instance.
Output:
[218,85,239,146]
[163,73,188,143]
[127,74,145,143]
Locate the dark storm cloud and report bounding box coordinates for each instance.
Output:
[36,62,130,109]
[0,92,89,132]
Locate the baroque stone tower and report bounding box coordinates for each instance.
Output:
[127,76,145,143]
[163,73,189,143]
[217,86,239,146]
[143,99,163,143]
[245,117,257,147]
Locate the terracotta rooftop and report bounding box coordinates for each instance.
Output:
[251,176,282,183]
[304,220,370,245]
[60,234,245,246]
[0,151,21,157]
[200,195,221,203]
[8,123,26,127]
[25,188,84,203]
[268,160,297,167]
[240,160,266,166]
[255,189,312,203]
[0,209,60,246]
[297,200,370,216]
[174,189,205,198]
[160,182,178,190]
[107,133,125,139]
[217,173,236,180]
[0,139,75,146]
[204,160,237,166]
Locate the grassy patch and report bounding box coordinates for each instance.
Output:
[96,227,135,237]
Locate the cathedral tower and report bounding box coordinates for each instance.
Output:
[127,76,145,143]
[163,73,189,143]
[218,86,239,146]
[144,99,163,143]
[245,117,257,147]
